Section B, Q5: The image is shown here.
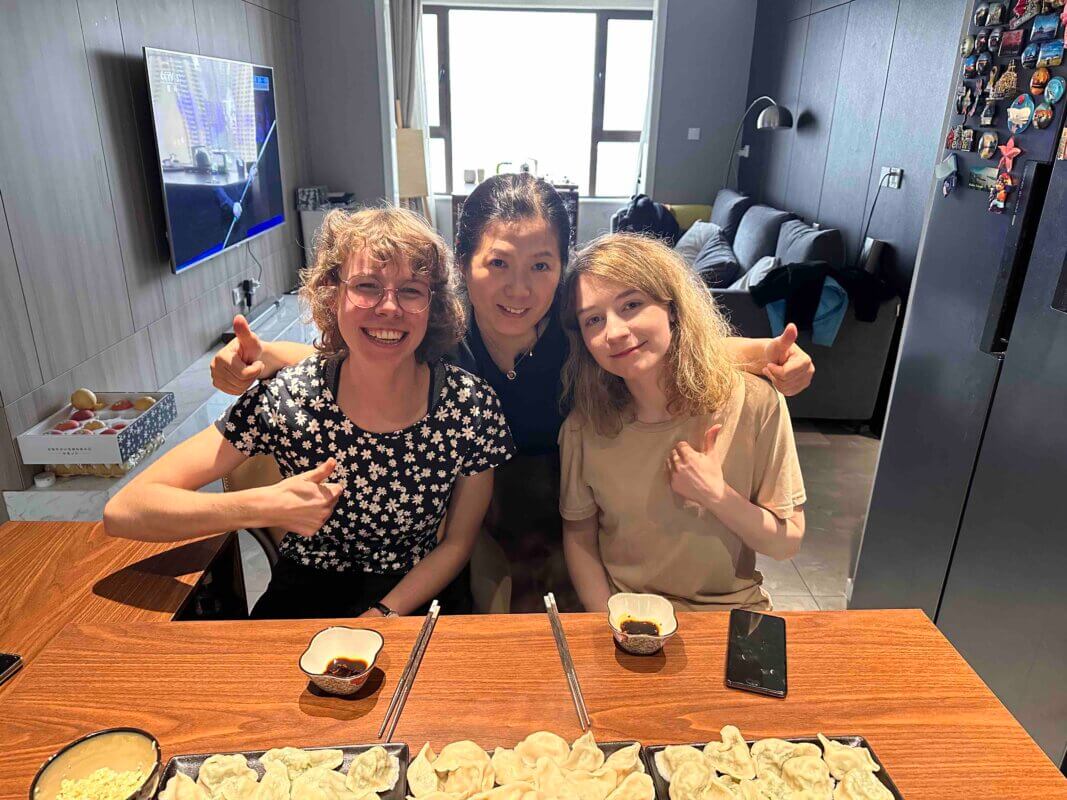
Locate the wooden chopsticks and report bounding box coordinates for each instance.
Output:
[544,592,591,730]
[378,599,440,741]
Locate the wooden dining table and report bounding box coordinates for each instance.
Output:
[1,521,1065,800]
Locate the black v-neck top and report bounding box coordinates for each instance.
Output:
[453,303,571,456]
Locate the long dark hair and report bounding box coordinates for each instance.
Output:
[453,173,571,273]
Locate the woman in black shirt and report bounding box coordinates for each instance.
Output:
[210,175,814,611]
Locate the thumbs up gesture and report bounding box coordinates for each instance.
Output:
[211,315,265,395]
[762,323,814,396]
[667,424,726,509]
[265,458,345,537]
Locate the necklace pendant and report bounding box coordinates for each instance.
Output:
[506,370,517,380]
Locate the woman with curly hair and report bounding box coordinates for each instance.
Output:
[104,207,514,619]
[559,234,806,612]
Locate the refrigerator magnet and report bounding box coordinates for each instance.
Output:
[980,132,1000,159]
[962,34,976,58]
[1022,41,1041,68]
[977,52,994,75]
[1030,13,1059,44]
[989,27,1004,52]
[1008,94,1036,133]
[981,100,998,126]
[1045,76,1065,104]
[999,29,1025,58]
[975,3,990,27]
[1037,40,1064,67]
[1031,66,1050,95]
[987,3,1006,27]
[1033,101,1054,129]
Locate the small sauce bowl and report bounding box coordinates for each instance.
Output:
[300,626,383,696]
[29,728,161,800]
[607,593,678,655]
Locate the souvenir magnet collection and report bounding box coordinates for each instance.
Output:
[1038,39,1065,66]
[1046,74,1066,102]
[1008,93,1036,132]
[937,153,960,197]
[980,130,1001,157]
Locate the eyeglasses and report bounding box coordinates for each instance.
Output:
[337,275,433,314]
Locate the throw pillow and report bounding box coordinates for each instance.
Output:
[733,206,796,271]
[776,219,846,269]
[674,220,719,266]
[729,255,781,291]
[710,189,755,243]
[692,228,741,288]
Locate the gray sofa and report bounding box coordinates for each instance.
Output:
[684,190,900,422]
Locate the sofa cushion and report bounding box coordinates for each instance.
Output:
[692,227,741,287]
[710,189,755,243]
[675,220,719,266]
[733,206,796,271]
[729,255,781,291]
[776,219,846,269]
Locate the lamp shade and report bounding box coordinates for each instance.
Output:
[756,104,793,130]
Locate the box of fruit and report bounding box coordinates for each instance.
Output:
[17,388,177,466]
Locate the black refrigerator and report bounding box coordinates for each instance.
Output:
[852,0,1067,765]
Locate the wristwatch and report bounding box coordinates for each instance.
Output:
[373,601,399,618]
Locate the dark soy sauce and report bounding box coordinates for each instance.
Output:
[620,618,660,635]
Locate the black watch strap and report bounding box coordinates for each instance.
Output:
[374,601,399,617]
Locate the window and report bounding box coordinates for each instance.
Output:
[422,6,653,197]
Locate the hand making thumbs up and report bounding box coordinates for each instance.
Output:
[668,424,727,509]
[264,457,345,537]
[762,323,814,396]
[211,314,265,395]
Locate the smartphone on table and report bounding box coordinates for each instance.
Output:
[725,608,787,698]
[0,652,22,686]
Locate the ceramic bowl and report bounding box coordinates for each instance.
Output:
[299,626,383,695]
[29,728,161,800]
[607,593,679,655]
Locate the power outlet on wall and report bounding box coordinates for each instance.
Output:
[880,167,904,190]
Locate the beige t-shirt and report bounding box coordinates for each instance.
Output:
[559,372,805,611]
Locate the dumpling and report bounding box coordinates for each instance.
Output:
[442,765,493,799]
[291,766,361,800]
[435,742,492,774]
[602,744,644,779]
[218,775,260,800]
[409,744,443,797]
[261,748,344,780]
[703,727,756,781]
[473,784,543,800]
[750,740,821,780]
[653,746,703,782]
[564,732,605,772]
[253,762,292,800]
[667,759,711,800]
[604,772,654,800]
[408,793,463,800]
[197,755,258,799]
[737,774,791,800]
[566,769,618,800]
[516,733,571,768]
[696,776,736,800]
[781,757,832,798]
[832,769,892,800]
[160,773,210,800]
[347,746,401,796]
[817,736,879,782]
[491,749,533,785]
[532,757,569,797]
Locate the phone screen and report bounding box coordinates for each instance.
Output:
[725,609,787,697]
[0,652,22,685]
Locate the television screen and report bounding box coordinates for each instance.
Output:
[144,47,285,273]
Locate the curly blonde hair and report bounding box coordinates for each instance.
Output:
[561,233,739,437]
[299,206,465,362]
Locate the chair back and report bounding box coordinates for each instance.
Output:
[222,454,286,567]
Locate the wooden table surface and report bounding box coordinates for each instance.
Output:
[0,521,226,666]
[2,611,1065,800]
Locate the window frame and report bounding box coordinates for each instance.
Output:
[423,4,652,197]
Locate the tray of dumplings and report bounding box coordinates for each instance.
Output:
[407,732,647,800]
[645,727,902,800]
[155,744,408,800]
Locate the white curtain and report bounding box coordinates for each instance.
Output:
[390,0,434,222]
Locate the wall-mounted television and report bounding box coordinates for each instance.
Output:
[144,47,285,274]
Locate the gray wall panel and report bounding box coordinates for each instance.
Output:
[0,192,43,404]
[817,0,898,258]
[784,2,848,221]
[760,16,809,208]
[194,0,252,62]
[0,0,135,380]
[77,0,169,331]
[647,0,758,204]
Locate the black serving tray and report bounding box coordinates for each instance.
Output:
[643,737,902,799]
[155,743,409,800]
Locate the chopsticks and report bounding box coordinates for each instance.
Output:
[378,599,440,741]
[544,592,591,730]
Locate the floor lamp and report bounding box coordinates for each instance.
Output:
[723,96,794,192]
